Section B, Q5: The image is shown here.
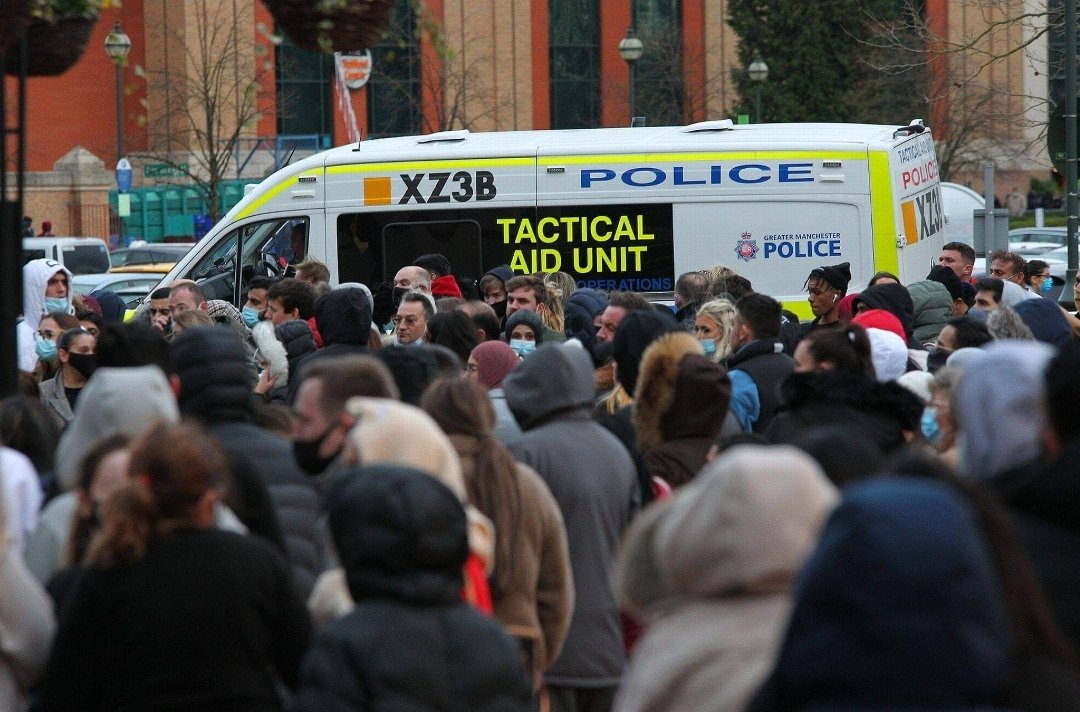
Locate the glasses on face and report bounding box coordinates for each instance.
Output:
[391,315,423,327]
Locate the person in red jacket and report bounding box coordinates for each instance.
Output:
[415,253,464,299]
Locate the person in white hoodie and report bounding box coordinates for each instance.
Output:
[612,445,837,712]
[18,259,74,373]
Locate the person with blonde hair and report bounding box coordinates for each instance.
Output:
[307,398,497,624]
[544,271,578,315]
[169,309,214,336]
[695,298,736,362]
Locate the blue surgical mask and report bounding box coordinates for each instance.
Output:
[35,338,58,362]
[920,406,941,444]
[1040,277,1054,294]
[44,297,67,314]
[699,338,717,356]
[509,339,536,357]
[241,306,260,327]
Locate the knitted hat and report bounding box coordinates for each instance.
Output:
[926,265,964,302]
[504,309,545,343]
[810,262,851,293]
[470,340,520,389]
[612,310,680,394]
[852,308,906,343]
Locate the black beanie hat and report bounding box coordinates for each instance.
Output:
[611,310,679,394]
[809,262,851,293]
[926,264,964,302]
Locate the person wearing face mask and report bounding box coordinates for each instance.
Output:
[38,328,96,430]
[922,368,961,469]
[19,259,75,373]
[479,264,514,325]
[33,313,81,385]
[694,299,736,362]
[242,276,277,328]
[1023,260,1055,298]
[504,309,544,358]
[170,326,328,600]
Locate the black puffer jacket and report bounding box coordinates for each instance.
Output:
[765,370,923,454]
[171,326,328,600]
[294,465,531,712]
[265,319,316,405]
[276,319,317,374]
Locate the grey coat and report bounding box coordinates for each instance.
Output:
[37,370,73,430]
[504,344,638,689]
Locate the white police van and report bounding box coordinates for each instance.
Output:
[158,119,944,318]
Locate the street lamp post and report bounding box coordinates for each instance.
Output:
[747,54,769,123]
[104,22,132,161]
[618,27,644,125]
[104,22,131,247]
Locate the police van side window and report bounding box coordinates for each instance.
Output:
[188,216,309,305]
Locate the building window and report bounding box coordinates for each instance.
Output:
[276,37,334,140]
[367,0,422,138]
[550,0,601,128]
[634,0,683,126]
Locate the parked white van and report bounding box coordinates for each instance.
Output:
[22,237,110,276]
[157,119,944,318]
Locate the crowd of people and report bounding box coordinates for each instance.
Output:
[3,241,1080,711]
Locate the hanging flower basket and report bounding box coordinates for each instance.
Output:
[263,0,397,54]
[0,0,33,58]
[4,14,98,77]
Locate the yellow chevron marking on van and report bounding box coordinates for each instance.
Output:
[537,151,867,165]
[327,157,534,174]
[235,170,321,219]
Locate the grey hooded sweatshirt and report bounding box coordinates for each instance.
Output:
[504,343,639,689]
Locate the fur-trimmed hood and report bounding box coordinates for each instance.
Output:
[634,331,732,452]
[251,320,289,386]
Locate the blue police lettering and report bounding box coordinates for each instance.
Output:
[579,163,817,188]
[673,166,705,186]
[761,232,842,259]
[729,164,769,184]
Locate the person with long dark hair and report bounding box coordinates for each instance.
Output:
[426,310,480,365]
[36,422,311,712]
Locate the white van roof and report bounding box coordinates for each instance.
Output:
[223,121,923,224]
[327,122,911,164]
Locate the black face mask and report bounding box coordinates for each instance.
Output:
[927,347,950,373]
[66,352,97,380]
[292,426,337,475]
[392,286,409,308]
[492,298,507,323]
